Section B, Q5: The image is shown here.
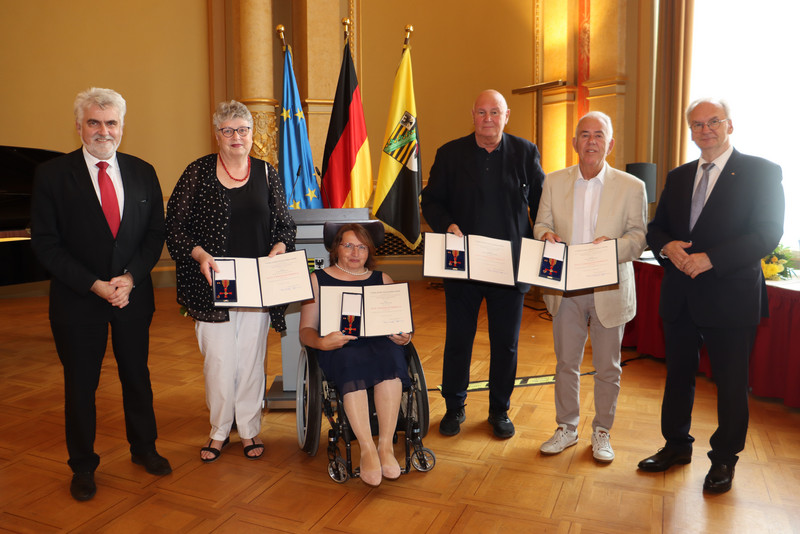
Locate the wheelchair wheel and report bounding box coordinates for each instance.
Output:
[296,347,322,455]
[328,457,349,483]
[402,343,430,438]
[411,447,436,472]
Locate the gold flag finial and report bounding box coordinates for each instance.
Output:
[342,18,351,41]
[403,25,414,48]
[276,24,286,51]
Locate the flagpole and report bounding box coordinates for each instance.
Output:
[276,24,287,52]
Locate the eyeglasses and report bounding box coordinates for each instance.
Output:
[339,243,368,252]
[218,126,252,138]
[689,118,729,132]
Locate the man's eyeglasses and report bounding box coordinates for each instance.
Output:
[340,243,368,252]
[690,118,729,132]
[218,126,252,138]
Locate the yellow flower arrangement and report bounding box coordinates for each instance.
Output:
[761,244,796,281]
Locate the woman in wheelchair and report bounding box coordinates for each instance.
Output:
[299,223,412,486]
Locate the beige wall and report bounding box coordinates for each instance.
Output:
[0,0,647,203]
[359,0,534,188]
[0,0,211,197]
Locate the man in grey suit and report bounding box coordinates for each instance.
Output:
[31,87,170,502]
[534,111,647,462]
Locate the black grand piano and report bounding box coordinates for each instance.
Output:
[0,145,64,286]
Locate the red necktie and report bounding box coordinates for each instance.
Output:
[96,161,120,237]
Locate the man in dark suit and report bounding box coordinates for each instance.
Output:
[639,98,784,493]
[421,89,545,439]
[31,87,170,502]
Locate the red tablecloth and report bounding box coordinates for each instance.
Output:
[623,260,800,408]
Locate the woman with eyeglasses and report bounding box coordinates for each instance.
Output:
[299,223,412,486]
[165,100,296,462]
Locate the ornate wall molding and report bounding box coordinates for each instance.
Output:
[251,111,278,167]
[240,97,279,167]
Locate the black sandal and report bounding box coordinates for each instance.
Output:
[200,437,230,463]
[242,438,264,460]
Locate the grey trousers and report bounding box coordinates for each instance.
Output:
[552,292,624,432]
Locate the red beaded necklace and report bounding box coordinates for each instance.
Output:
[219,155,251,182]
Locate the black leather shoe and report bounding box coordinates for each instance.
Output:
[488,411,515,439]
[703,462,734,493]
[439,407,466,436]
[70,472,96,501]
[637,447,692,472]
[131,451,172,476]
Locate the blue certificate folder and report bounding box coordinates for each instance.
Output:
[517,238,619,292]
[319,283,414,337]
[211,250,313,307]
[422,232,516,286]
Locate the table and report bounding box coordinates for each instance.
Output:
[622,260,800,408]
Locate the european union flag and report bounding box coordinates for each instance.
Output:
[279,46,322,209]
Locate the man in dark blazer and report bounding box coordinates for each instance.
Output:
[421,89,545,439]
[31,87,170,502]
[639,98,784,493]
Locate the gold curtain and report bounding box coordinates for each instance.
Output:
[652,0,694,196]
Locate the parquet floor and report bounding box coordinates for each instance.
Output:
[1,281,799,533]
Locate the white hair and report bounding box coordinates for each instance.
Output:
[212,100,253,128]
[74,87,126,126]
[575,111,613,139]
[685,97,731,123]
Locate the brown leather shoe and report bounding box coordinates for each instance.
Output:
[637,447,692,472]
[703,462,734,493]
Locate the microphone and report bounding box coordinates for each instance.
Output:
[317,166,331,208]
[290,163,303,205]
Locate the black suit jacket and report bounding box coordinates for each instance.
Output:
[647,149,784,328]
[420,132,545,290]
[31,148,165,324]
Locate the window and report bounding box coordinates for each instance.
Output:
[689,0,799,248]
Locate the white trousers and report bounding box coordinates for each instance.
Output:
[552,292,624,432]
[195,308,269,440]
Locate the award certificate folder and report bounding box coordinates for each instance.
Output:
[517,238,619,291]
[319,283,414,337]
[423,232,516,286]
[212,250,313,308]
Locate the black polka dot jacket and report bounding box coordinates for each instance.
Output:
[165,154,297,330]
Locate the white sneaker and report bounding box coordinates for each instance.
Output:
[540,424,578,454]
[591,427,614,462]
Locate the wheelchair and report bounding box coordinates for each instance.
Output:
[295,341,436,483]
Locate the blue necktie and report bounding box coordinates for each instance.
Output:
[689,163,713,231]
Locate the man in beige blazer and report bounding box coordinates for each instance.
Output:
[533,111,647,462]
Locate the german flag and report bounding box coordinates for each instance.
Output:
[320,39,372,209]
[373,47,421,249]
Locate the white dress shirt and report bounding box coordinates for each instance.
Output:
[571,162,607,245]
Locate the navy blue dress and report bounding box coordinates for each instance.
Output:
[315,270,411,395]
